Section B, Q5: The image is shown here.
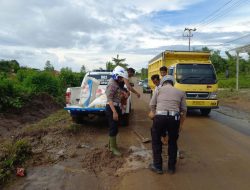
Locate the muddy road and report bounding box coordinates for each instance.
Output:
[4,87,250,190]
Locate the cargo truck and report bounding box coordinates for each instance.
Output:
[148,50,218,116]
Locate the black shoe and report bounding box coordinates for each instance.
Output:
[167,168,175,174]
[149,163,163,174]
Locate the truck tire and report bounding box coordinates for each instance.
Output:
[71,114,85,124]
[200,108,211,116]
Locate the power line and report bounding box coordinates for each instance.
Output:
[197,0,234,26]
[196,0,249,30]
[198,0,249,29]
[224,33,250,44]
[200,33,250,47]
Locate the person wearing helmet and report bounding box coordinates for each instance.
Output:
[105,66,128,156]
[149,75,187,174]
[119,68,140,98]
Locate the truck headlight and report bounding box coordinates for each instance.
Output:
[209,92,217,99]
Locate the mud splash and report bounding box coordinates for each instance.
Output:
[81,148,125,175]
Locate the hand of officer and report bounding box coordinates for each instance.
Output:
[113,112,119,121]
[148,111,155,120]
[136,92,141,98]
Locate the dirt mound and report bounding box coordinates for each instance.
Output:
[0,93,62,137]
[82,148,125,175]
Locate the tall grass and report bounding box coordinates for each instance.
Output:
[218,75,250,89]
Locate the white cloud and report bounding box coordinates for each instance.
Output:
[0,0,250,72]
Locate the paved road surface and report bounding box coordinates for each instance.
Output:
[5,86,250,190]
[115,88,250,190]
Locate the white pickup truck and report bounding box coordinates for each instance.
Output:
[64,70,132,125]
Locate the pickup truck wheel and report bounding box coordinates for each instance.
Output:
[71,115,85,124]
[200,108,211,116]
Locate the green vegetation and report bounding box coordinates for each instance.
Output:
[24,109,70,133]
[218,75,250,88]
[203,47,250,88]
[0,139,32,185]
[67,123,82,134]
[106,54,128,70]
[0,60,85,112]
[217,89,250,108]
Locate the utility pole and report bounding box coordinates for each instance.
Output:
[183,28,196,51]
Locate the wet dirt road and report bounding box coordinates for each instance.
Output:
[5,87,250,190]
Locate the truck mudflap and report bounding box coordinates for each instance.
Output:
[186,99,219,108]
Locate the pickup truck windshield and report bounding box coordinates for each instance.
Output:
[88,74,112,85]
[176,64,217,84]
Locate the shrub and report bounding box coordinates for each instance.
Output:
[0,139,32,185]
[0,79,25,111]
[59,68,84,88]
[23,71,61,97]
[218,75,250,88]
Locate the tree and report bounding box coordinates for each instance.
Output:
[112,54,128,68]
[210,50,227,73]
[44,60,54,71]
[141,68,148,79]
[106,61,115,70]
[0,60,20,73]
[59,67,83,87]
[201,47,211,52]
[80,65,86,73]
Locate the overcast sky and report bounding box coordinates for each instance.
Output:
[0,0,250,71]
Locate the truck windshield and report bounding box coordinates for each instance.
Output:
[176,64,217,84]
[88,74,112,85]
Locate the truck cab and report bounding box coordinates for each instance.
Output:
[168,63,218,115]
[148,51,219,116]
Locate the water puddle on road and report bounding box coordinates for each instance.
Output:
[116,145,152,176]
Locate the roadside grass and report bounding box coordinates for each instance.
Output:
[218,75,250,89]
[218,88,250,101]
[19,109,86,138]
[22,109,71,135]
[67,123,82,134]
[0,139,32,186]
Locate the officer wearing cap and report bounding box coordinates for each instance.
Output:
[149,75,187,174]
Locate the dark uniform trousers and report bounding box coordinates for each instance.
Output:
[151,115,180,170]
[106,104,122,137]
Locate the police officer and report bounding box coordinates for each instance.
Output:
[151,74,160,91]
[105,66,128,156]
[149,75,187,174]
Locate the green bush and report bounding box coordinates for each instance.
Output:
[16,68,37,82]
[218,75,250,88]
[0,79,25,111]
[23,71,61,97]
[0,139,32,185]
[59,68,84,88]
[1,65,85,111]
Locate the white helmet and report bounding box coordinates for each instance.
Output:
[160,75,175,86]
[112,66,128,80]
